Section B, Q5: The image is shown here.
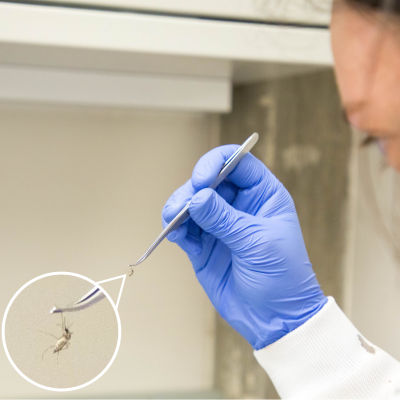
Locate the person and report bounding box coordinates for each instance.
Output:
[162,0,400,398]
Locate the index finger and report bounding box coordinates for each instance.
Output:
[191,144,269,191]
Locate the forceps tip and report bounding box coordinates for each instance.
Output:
[129,256,146,276]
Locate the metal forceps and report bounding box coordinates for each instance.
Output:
[50,285,106,314]
[129,132,259,275]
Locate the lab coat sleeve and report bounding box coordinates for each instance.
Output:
[254,297,400,399]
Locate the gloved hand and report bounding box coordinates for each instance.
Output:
[162,145,327,350]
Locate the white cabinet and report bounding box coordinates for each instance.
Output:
[35,0,332,25]
[0,2,333,111]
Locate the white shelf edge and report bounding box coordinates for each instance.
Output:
[0,65,232,112]
[0,2,333,67]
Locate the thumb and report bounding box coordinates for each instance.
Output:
[189,188,254,254]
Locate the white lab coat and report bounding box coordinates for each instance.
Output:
[255,297,400,399]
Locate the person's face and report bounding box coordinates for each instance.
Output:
[331,0,400,171]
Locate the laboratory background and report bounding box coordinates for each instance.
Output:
[0,0,399,398]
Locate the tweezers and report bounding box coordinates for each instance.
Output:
[50,285,105,313]
[129,132,259,275]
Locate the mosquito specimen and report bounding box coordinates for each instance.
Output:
[41,313,73,360]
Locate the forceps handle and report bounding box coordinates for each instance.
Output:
[166,132,259,235]
[131,132,259,267]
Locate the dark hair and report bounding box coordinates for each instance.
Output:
[347,0,400,13]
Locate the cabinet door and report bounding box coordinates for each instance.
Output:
[30,0,332,25]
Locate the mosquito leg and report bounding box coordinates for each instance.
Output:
[42,346,55,360]
[56,346,70,364]
[38,330,59,340]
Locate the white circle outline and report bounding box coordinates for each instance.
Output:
[2,271,122,392]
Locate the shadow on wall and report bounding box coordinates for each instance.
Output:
[216,69,352,399]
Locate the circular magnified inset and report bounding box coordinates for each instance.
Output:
[2,272,121,391]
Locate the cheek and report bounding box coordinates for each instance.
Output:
[366,36,400,131]
[331,9,400,138]
[330,8,377,103]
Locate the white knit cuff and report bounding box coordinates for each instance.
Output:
[254,297,400,399]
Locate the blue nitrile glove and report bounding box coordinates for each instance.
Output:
[162,145,327,350]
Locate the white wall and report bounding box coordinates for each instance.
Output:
[346,141,400,361]
[0,103,217,398]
